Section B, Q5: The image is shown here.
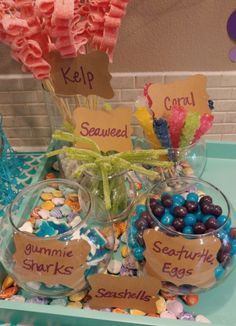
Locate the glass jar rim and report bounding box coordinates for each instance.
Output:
[165,138,205,151]
[8,178,92,240]
[147,176,231,239]
[83,168,129,180]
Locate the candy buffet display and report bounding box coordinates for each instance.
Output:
[128,177,236,295]
[0,179,114,297]
[0,167,211,323]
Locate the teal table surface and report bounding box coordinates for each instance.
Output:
[0,141,236,326]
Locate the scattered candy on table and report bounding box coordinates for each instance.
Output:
[0,167,216,324]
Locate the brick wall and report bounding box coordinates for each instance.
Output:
[1,72,236,150]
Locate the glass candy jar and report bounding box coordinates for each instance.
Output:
[79,170,136,223]
[132,137,206,187]
[127,176,236,295]
[0,179,114,297]
[167,138,207,178]
[58,152,137,223]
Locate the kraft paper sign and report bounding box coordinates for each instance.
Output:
[48,51,114,98]
[13,233,91,288]
[143,229,221,289]
[88,274,161,313]
[148,75,211,118]
[73,107,133,152]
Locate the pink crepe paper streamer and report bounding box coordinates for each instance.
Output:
[2,15,29,36]
[169,106,187,148]
[52,0,74,25]
[144,83,152,108]
[78,4,90,16]
[90,0,129,62]
[15,0,33,9]
[35,0,54,17]
[192,114,214,144]
[29,58,51,79]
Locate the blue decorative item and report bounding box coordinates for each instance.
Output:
[153,117,175,161]
[0,114,24,207]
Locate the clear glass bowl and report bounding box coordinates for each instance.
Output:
[133,138,207,191]
[0,179,114,297]
[127,176,236,295]
[79,170,136,223]
[58,153,137,223]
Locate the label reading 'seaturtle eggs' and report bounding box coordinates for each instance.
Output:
[73,107,133,152]
[143,229,221,288]
[88,274,161,312]
[13,233,90,288]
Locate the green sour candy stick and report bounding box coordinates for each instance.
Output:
[180,112,200,148]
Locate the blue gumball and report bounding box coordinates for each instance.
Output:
[217,215,227,226]
[170,202,181,214]
[136,205,147,217]
[130,215,139,227]
[218,229,227,240]
[202,215,212,224]
[128,234,137,248]
[230,239,236,255]
[186,192,199,203]
[172,194,185,206]
[133,246,144,261]
[128,228,138,248]
[214,265,225,280]
[183,226,193,234]
[195,210,203,221]
[224,219,232,232]
[184,214,197,226]
[161,213,174,225]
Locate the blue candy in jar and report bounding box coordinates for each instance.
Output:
[127,176,236,296]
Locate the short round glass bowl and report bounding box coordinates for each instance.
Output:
[127,176,236,295]
[0,179,114,297]
[58,152,137,223]
[132,137,207,190]
[79,170,137,223]
[167,138,207,178]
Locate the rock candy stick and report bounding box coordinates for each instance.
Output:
[153,117,175,160]
[180,112,201,148]
[135,107,161,149]
[153,118,172,149]
[192,114,214,144]
[169,106,187,148]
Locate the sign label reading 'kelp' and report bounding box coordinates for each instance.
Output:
[48,51,114,99]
